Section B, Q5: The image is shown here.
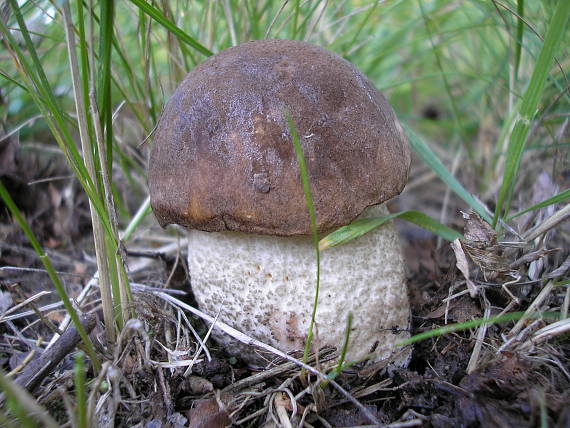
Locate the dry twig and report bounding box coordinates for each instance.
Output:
[12,313,97,393]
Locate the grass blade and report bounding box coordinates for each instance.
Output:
[493,0,570,227]
[0,4,113,238]
[0,70,27,91]
[74,352,87,428]
[398,311,559,346]
[319,210,463,251]
[128,0,212,57]
[63,1,119,341]
[417,0,471,159]
[514,0,524,83]
[98,0,115,174]
[291,0,301,38]
[222,0,237,46]
[323,312,353,386]
[508,188,570,220]
[286,113,321,371]
[404,124,493,224]
[0,370,59,428]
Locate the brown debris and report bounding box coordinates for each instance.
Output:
[425,295,481,323]
[457,354,569,428]
[459,211,513,275]
[10,313,96,394]
[187,398,231,428]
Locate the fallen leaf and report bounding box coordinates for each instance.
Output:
[47,311,65,323]
[425,296,481,323]
[187,398,230,428]
[459,211,513,276]
[462,210,497,248]
[188,376,214,394]
[275,391,304,416]
[451,239,477,297]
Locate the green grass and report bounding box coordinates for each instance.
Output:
[320,209,463,251]
[0,369,59,428]
[493,0,570,228]
[73,352,88,428]
[398,311,561,347]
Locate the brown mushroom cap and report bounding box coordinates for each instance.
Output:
[149,39,410,236]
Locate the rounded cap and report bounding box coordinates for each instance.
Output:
[149,39,410,236]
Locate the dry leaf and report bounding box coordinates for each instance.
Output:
[462,210,496,248]
[460,211,512,275]
[274,391,304,416]
[426,296,481,323]
[187,398,230,428]
[451,239,477,297]
[47,311,65,323]
[188,376,214,394]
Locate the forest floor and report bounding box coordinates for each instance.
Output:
[0,134,569,427]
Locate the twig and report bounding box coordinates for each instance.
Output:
[45,205,178,349]
[5,320,42,352]
[234,407,267,425]
[0,114,43,143]
[126,239,188,274]
[524,203,570,242]
[509,281,555,336]
[498,319,542,354]
[563,286,570,320]
[350,379,393,399]
[0,267,86,277]
[164,235,182,289]
[46,275,97,349]
[509,248,559,269]
[527,318,570,345]
[183,303,222,377]
[10,313,97,393]
[7,348,37,377]
[0,290,51,320]
[467,306,491,373]
[545,254,570,279]
[385,419,424,427]
[156,366,174,416]
[10,287,61,336]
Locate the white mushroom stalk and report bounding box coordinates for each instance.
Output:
[187,204,410,365]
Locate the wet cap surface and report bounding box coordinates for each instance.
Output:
[149,39,411,236]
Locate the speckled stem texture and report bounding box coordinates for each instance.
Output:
[187,205,411,366]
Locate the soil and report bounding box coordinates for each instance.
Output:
[0,135,569,427]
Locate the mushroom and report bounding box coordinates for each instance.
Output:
[149,40,411,365]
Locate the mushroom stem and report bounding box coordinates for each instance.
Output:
[187,204,411,365]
